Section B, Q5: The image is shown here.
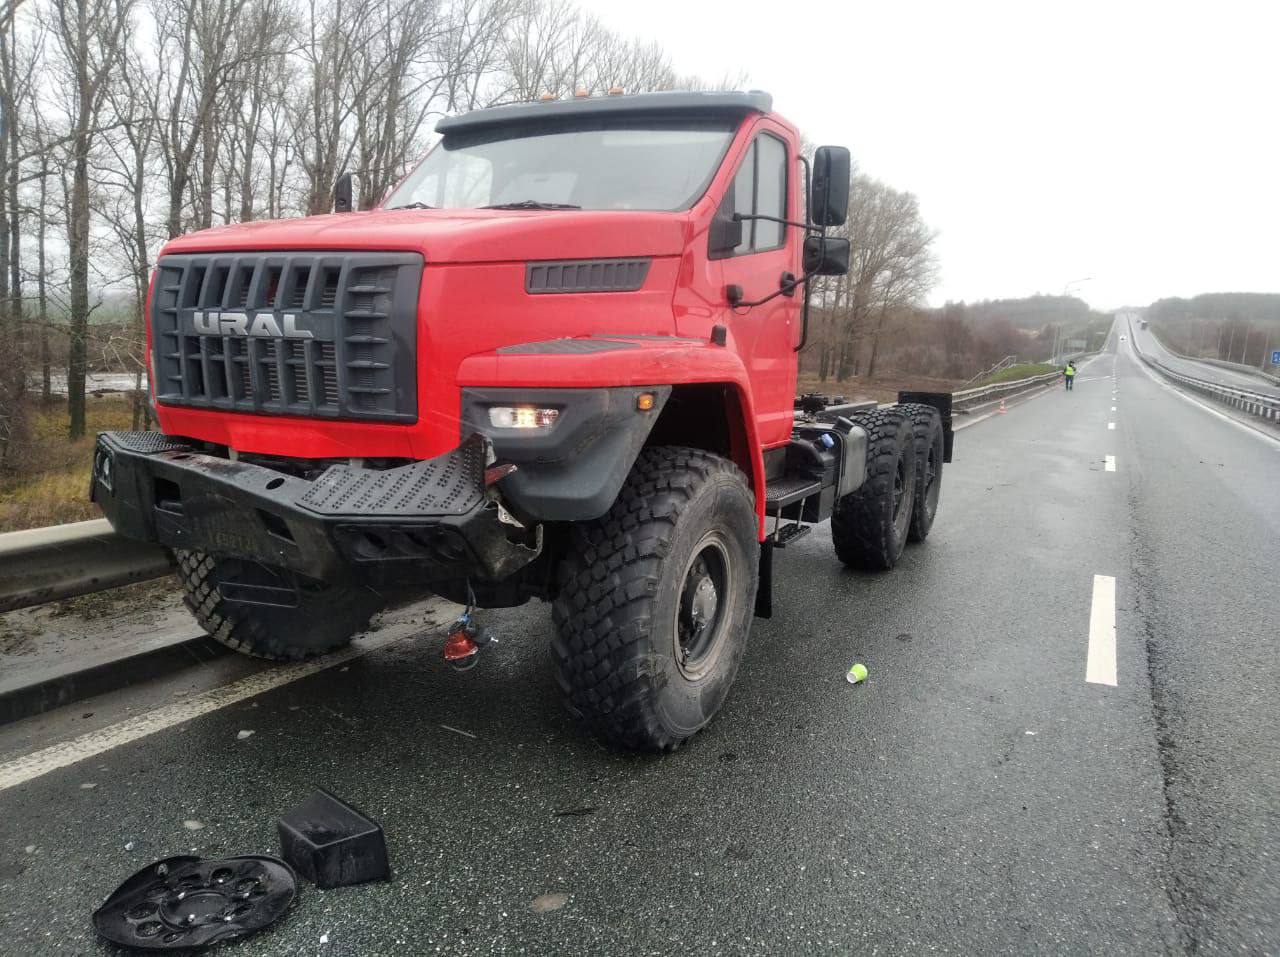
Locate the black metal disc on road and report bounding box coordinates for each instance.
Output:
[92,854,297,950]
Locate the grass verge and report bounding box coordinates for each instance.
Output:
[0,395,135,533]
[975,363,1060,386]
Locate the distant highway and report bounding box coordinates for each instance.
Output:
[1130,321,1280,397]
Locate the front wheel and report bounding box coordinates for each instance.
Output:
[176,550,386,661]
[551,447,760,751]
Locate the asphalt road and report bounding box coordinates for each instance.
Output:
[2,329,1278,955]
[1130,321,1280,397]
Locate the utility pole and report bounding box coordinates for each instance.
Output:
[1057,276,1093,363]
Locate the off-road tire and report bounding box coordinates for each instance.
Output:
[551,447,759,751]
[899,403,944,542]
[830,408,916,570]
[176,550,385,661]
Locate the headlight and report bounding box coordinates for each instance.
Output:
[488,406,560,429]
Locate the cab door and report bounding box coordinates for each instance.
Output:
[713,127,802,449]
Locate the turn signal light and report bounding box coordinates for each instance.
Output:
[636,392,656,412]
[488,406,560,429]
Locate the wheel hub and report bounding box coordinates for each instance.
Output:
[676,539,733,678]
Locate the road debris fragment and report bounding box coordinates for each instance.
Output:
[278,788,390,888]
[93,855,296,950]
[846,663,868,685]
[183,820,205,830]
[236,729,255,740]
[553,806,598,817]
[439,723,476,739]
[531,892,569,913]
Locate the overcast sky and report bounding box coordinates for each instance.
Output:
[576,0,1280,310]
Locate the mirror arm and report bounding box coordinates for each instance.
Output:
[796,154,814,352]
[732,212,822,233]
[730,267,816,310]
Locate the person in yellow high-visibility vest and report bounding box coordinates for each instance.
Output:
[1064,360,1077,391]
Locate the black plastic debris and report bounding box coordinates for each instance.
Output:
[92,855,296,951]
[277,789,390,889]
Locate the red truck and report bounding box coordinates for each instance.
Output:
[91,90,951,750]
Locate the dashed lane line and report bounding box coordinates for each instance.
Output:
[1105,455,1116,472]
[1086,574,1118,686]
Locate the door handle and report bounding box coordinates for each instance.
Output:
[780,272,797,297]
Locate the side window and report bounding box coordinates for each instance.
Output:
[717,133,788,256]
[754,135,787,250]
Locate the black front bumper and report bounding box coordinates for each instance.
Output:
[90,432,541,585]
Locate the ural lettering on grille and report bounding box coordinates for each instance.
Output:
[150,252,422,422]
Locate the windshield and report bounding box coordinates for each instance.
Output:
[383,118,736,212]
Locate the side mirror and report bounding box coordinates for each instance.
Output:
[333,172,353,213]
[708,212,744,257]
[803,235,850,276]
[809,146,850,227]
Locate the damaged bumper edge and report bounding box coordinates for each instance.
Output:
[90,431,541,585]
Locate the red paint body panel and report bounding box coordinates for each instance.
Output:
[151,110,805,537]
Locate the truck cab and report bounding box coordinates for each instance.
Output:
[92,90,951,750]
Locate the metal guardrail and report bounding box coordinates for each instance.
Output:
[1140,327,1280,386]
[1136,349,1280,424]
[951,370,1063,412]
[1184,356,1280,387]
[0,519,174,613]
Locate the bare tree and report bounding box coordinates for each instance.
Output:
[48,0,132,438]
[152,0,286,237]
[831,175,936,381]
[98,28,159,428]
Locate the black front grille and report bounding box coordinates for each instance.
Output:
[151,251,422,422]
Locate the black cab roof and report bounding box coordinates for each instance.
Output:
[435,90,773,136]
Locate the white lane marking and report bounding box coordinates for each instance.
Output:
[1111,406,1117,411]
[1105,455,1116,472]
[1086,574,1118,686]
[0,630,418,794]
[1108,422,1116,430]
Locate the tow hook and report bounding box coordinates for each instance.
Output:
[442,612,498,671]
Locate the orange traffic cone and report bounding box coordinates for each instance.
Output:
[998,398,1007,414]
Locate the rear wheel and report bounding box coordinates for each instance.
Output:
[899,403,944,542]
[830,408,916,570]
[551,447,759,751]
[176,550,386,661]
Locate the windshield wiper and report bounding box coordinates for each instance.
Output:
[389,201,436,210]
[481,200,582,210]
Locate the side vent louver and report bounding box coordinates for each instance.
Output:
[525,258,650,294]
